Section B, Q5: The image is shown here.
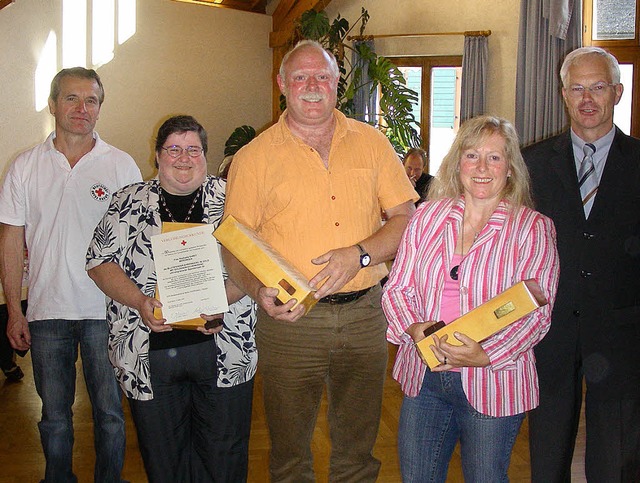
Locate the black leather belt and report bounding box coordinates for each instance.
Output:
[318,287,372,305]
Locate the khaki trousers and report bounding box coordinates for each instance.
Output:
[256,284,388,482]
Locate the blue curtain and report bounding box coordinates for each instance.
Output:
[515,0,581,146]
[460,35,489,123]
[352,40,377,122]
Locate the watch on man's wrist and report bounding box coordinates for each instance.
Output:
[356,243,371,268]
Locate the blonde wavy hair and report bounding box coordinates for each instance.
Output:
[426,115,533,209]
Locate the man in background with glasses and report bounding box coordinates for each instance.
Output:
[523,47,640,482]
[0,67,141,482]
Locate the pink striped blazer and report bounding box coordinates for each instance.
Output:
[382,197,560,417]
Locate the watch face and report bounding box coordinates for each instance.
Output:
[361,254,371,267]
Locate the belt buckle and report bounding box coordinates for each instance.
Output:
[320,287,370,305]
[327,293,349,304]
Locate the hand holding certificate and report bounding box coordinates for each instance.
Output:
[151,223,228,329]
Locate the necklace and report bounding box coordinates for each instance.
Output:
[449,216,481,281]
[158,187,201,222]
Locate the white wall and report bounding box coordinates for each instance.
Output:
[325,0,520,123]
[0,0,273,180]
[0,0,524,181]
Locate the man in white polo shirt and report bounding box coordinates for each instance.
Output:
[0,67,141,482]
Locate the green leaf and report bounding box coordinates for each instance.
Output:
[328,16,349,48]
[224,125,256,157]
[299,10,330,40]
[359,7,370,36]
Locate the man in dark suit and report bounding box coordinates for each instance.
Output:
[402,148,433,205]
[523,47,640,482]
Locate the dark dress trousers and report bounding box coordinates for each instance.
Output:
[523,128,640,482]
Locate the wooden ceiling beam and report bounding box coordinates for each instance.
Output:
[269,29,292,49]
[271,0,326,41]
[248,0,265,11]
[272,0,312,28]
[171,0,265,14]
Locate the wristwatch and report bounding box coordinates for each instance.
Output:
[356,244,371,268]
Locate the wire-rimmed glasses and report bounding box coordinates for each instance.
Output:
[566,82,618,98]
[161,145,204,158]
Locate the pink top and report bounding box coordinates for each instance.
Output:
[382,197,560,417]
[441,253,463,323]
[440,254,463,373]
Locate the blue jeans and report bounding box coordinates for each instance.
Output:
[398,369,524,483]
[29,319,125,483]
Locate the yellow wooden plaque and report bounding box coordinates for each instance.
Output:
[417,279,548,369]
[213,215,318,315]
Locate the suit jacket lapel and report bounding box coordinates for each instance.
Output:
[588,128,625,223]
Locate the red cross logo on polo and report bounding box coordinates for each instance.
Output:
[181,240,187,246]
[90,183,110,202]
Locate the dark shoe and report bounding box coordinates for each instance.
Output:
[2,364,24,381]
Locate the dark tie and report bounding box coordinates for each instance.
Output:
[578,143,597,217]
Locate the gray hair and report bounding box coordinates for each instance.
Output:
[50,67,105,105]
[279,40,340,81]
[560,47,621,87]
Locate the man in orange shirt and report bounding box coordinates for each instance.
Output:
[224,40,417,482]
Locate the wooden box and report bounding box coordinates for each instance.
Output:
[417,279,548,369]
[213,215,318,315]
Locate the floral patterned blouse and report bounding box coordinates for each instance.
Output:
[86,176,257,400]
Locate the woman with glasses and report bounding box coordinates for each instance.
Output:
[86,115,257,482]
[382,116,560,482]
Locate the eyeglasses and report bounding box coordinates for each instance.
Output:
[566,82,618,98]
[161,145,204,158]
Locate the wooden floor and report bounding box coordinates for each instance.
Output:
[0,345,586,482]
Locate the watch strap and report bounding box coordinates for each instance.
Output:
[356,243,371,268]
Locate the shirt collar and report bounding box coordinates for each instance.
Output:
[570,125,616,156]
[45,131,103,155]
[271,109,351,146]
[449,196,509,232]
[570,125,616,176]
